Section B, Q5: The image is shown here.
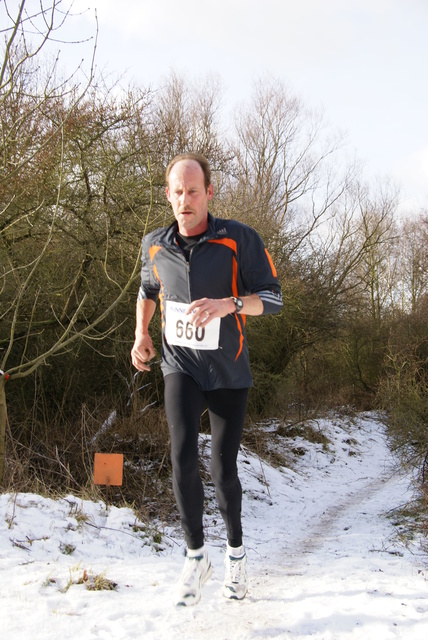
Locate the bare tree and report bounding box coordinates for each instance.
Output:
[152,71,231,176]
[0,1,155,484]
[225,77,353,257]
[392,215,428,313]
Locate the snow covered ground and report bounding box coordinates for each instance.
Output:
[1,412,427,639]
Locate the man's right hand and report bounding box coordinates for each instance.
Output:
[131,334,156,371]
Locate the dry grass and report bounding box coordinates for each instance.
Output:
[77,569,118,591]
[3,391,176,522]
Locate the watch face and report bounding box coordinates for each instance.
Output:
[231,296,243,312]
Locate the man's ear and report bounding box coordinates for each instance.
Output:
[166,186,171,202]
[207,184,214,200]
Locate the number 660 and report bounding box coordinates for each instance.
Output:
[176,319,205,342]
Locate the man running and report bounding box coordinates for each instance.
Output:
[131,153,283,605]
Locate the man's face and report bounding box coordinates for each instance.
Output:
[166,160,213,236]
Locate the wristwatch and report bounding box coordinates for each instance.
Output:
[231,296,244,313]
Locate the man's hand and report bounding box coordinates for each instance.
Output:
[187,297,235,327]
[187,294,263,327]
[131,334,156,371]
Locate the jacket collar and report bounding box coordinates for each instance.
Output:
[163,212,218,245]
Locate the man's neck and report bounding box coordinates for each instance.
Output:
[177,215,209,237]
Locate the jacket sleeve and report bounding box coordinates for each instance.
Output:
[137,235,160,303]
[239,226,283,315]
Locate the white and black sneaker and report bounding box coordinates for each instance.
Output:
[174,548,213,606]
[223,545,247,600]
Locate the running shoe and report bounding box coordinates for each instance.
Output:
[223,547,247,600]
[174,550,213,606]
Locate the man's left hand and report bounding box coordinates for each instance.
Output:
[186,297,235,327]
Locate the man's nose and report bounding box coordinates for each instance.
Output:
[180,190,190,206]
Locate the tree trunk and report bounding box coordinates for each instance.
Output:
[0,379,7,486]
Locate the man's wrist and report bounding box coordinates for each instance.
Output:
[230,296,244,313]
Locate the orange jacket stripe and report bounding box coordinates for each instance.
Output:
[208,237,238,254]
[265,248,277,278]
[232,255,238,297]
[149,245,162,261]
[208,238,245,360]
[234,314,245,361]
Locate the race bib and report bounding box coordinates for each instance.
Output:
[165,300,220,350]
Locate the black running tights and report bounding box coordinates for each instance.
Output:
[164,372,249,550]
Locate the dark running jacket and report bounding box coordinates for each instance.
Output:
[138,213,283,390]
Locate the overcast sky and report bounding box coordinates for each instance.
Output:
[68,0,428,213]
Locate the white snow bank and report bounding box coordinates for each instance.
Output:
[1,412,427,639]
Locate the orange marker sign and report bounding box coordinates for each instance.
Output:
[94,453,124,486]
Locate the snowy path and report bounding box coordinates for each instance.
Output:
[1,413,427,639]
